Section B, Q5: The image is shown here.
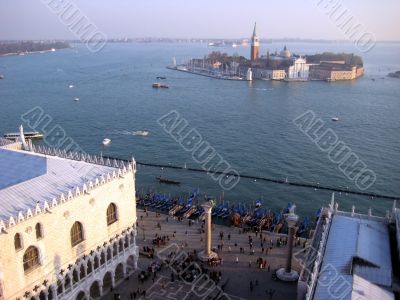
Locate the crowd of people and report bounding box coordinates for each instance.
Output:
[141,246,155,259]
[107,208,306,300]
[152,234,170,247]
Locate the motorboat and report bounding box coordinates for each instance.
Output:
[331,117,339,122]
[156,76,167,80]
[74,98,79,101]
[152,83,169,88]
[102,138,111,146]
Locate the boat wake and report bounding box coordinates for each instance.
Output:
[132,130,149,136]
[253,88,274,91]
[118,130,150,137]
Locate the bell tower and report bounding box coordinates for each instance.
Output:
[250,22,260,61]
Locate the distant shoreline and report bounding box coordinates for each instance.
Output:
[0,48,67,57]
[0,41,70,57]
[0,39,399,44]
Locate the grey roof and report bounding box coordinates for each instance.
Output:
[0,148,116,221]
[351,274,394,300]
[353,223,392,287]
[0,149,47,189]
[313,214,393,300]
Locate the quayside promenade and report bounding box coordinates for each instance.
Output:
[101,208,305,300]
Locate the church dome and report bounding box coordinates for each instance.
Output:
[280,45,291,58]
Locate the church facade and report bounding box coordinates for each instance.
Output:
[0,140,138,300]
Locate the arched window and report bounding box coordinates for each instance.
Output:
[23,246,40,272]
[70,222,84,246]
[106,203,118,225]
[35,223,43,239]
[14,233,23,250]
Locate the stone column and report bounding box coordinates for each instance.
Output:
[285,220,296,273]
[198,201,218,261]
[277,205,299,282]
[204,203,212,256]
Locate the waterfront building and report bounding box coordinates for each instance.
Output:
[287,57,310,81]
[250,22,260,61]
[270,69,286,80]
[309,62,364,81]
[0,138,138,300]
[297,195,400,300]
[253,68,286,80]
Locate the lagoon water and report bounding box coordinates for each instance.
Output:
[0,42,399,218]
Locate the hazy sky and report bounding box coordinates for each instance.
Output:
[0,0,399,40]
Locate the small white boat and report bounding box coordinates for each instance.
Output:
[69,84,74,88]
[74,97,79,101]
[51,48,56,52]
[102,138,111,146]
[331,117,339,122]
[132,130,149,136]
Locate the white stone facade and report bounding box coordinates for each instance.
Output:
[287,57,310,80]
[0,146,138,300]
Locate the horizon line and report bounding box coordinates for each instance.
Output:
[0,37,399,43]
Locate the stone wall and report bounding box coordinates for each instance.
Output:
[0,168,137,300]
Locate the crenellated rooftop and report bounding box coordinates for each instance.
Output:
[0,145,136,233]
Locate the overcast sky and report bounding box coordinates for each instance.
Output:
[0,0,399,41]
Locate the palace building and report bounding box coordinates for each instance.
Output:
[250,22,260,61]
[0,138,138,300]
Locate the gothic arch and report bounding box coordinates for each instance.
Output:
[107,247,112,261]
[72,268,79,284]
[94,255,100,269]
[87,259,93,275]
[112,243,118,256]
[79,264,86,280]
[39,291,46,300]
[100,251,106,265]
[89,280,101,299]
[124,235,129,248]
[76,290,87,300]
[102,271,113,292]
[114,263,125,282]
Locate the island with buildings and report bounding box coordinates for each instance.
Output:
[0,135,399,300]
[168,23,364,82]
